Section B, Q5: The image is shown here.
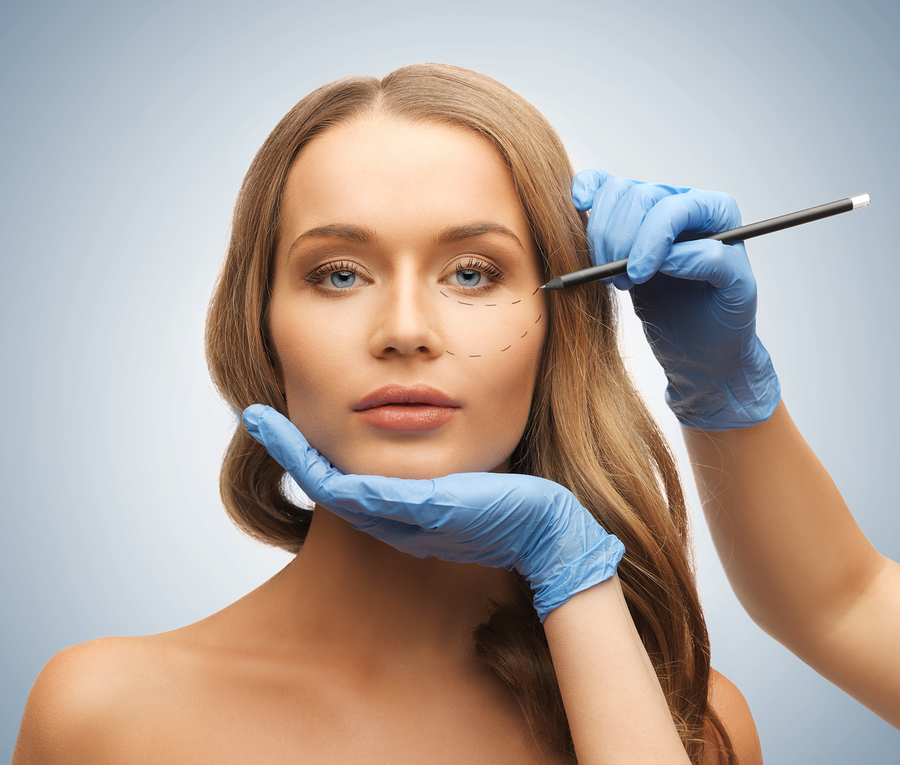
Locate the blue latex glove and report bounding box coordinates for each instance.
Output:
[572,168,781,430]
[242,404,625,622]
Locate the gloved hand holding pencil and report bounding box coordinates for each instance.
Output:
[570,168,781,431]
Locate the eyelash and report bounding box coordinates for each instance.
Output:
[303,257,505,297]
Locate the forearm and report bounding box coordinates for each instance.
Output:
[543,576,690,764]
[684,399,900,726]
[684,400,876,625]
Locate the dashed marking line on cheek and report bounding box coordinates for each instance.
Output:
[439,290,543,357]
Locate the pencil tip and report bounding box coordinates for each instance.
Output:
[541,277,564,291]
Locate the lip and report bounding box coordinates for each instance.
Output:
[353,385,461,411]
[353,385,460,432]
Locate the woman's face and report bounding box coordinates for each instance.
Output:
[268,114,547,478]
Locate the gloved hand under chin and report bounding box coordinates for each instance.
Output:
[572,168,781,431]
[242,404,625,622]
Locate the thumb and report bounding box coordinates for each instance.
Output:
[571,168,613,211]
[241,406,424,538]
[242,404,341,503]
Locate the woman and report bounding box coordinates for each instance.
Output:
[12,64,761,764]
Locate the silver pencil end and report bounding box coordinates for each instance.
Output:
[851,193,871,209]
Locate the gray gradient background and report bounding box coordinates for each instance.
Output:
[2,0,898,761]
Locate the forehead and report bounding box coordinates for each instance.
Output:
[279,115,533,244]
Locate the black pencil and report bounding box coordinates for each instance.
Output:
[541,193,871,291]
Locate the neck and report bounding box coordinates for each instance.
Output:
[258,505,520,675]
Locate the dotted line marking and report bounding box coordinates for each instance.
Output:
[439,292,528,308]
[438,291,543,357]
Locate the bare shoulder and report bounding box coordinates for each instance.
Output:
[703,669,763,765]
[11,601,318,765]
[12,636,162,764]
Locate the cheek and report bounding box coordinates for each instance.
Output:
[269,298,365,401]
[492,321,545,407]
[463,305,546,449]
[437,289,545,361]
[270,300,368,461]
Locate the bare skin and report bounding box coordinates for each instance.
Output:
[685,400,900,729]
[14,511,548,765]
[13,508,761,764]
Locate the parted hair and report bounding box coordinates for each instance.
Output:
[205,62,735,764]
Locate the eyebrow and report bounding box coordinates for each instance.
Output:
[434,222,524,250]
[286,221,524,260]
[287,224,376,259]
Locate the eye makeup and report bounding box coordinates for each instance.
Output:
[302,254,507,298]
[304,260,359,282]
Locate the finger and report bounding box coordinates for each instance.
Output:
[242,408,452,528]
[335,473,446,527]
[243,408,490,550]
[606,183,694,262]
[626,191,742,285]
[657,241,758,323]
[585,175,637,272]
[242,405,342,503]
[571,168,613,211]
[603,183,687,289]
[331,471,503,531]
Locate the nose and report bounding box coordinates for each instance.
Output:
[368,274,444,360]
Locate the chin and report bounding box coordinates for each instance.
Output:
[328,443,513,479]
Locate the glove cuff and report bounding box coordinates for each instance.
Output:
[527,520,626,623]
[665,337,781,431]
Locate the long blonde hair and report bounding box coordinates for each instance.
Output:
[206,63,735,763]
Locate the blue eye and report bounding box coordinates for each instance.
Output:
[330,270,356,288]
[455,269,482,287]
